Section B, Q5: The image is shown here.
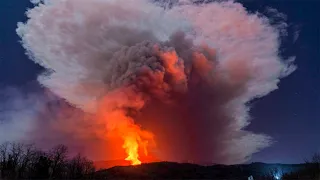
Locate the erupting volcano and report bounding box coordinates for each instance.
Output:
[12,0,295,166]
[98,101,155,165]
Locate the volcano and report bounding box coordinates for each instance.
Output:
[94,156,161,170]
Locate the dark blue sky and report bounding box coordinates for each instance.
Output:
[0,0,319,164]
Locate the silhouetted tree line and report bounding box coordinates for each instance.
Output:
[1,141,319,180]
[282,152,320,180]
[256,152,320,180]
[0,142,95,179]
[239,153,320,180]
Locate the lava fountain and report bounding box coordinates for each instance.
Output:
[97,89,155,165]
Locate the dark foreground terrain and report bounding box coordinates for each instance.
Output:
[1,143,319,179]
[93,161,310,180]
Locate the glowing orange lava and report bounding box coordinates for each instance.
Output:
[123,133,141,165]
[100,109,154,165]
[97,89,156,166]
[120,121,154,165]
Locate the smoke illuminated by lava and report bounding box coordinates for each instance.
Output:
[96,89,156,165]
[1,0,296,165]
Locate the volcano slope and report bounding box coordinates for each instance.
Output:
[93,161,304,179]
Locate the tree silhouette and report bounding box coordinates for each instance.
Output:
[282,152,320,180]
[0,142,95,179]
[49,144,68,179]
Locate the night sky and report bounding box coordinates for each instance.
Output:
[1,0,319,164]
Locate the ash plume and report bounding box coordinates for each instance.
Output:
[10,0,296,164]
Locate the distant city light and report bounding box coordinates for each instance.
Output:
[274,174,281,180]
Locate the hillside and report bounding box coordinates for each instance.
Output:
[94,156,160,170]
[93,161,305,179]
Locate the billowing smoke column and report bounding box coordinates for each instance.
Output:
[13,0,296,164]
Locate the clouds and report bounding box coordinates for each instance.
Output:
[0,85,45,144]
[11,0,296,164]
